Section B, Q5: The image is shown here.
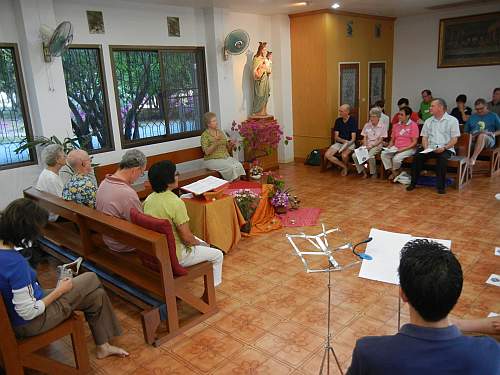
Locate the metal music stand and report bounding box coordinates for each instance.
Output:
[286,224,372,375]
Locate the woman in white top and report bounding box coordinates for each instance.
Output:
[35,144,66,221]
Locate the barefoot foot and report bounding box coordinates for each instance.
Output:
[96,343,129,359]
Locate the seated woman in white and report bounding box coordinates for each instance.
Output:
[35,144,67,221]
[381,106,420,180]
[200,112,245,181]
[143,160,223,286]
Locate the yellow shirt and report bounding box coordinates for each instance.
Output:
[200,130,230,160]
[143,190,190,260]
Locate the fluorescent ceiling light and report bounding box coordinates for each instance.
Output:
[331,3,340,9]
[291,1,310,6]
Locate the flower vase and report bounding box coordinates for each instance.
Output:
[275,205,287,214]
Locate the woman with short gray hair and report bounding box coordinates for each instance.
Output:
[352,107,388,178]
[200,112,245,181]
[35,144,66,220]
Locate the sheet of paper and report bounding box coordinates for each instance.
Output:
[358,228,413,285]
[486,274,500,287]
[354,146,369,164]
[419,148,435,154]
[382,146,399,153]
[487,312,499,318]
[358,229,452,285]
[495,247,500,256]
[180,193,194,199]
[181,176,228,195]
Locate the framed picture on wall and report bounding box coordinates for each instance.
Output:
[368,62,385,108]
[86,11,105,34]
[167,17,181,37]
[438,12,500,68]
[339,63,359,120]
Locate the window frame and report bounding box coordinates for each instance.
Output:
[109,45,209,149]
[64,44,115,155]
[0,43,36,171]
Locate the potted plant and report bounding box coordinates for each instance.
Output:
[233,189,261,232]
[14,135,85,155]
[249,161,264,180]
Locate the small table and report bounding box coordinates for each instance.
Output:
[183,195,245,253]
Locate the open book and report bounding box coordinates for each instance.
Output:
[181,175,228,196]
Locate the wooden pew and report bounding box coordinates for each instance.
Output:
[474,134,500,177]
[94,146,221,187]
[23,187,217,347]
[0,295,90,375]
[398,133,472,189]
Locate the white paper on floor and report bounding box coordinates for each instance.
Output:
[358,228,451,285]
[486,274,500,287]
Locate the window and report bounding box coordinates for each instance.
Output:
[0,44,35,170]
[62,45,114,153]
[110,46,208,148]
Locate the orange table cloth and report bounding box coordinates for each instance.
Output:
[249,184,282,235]
[183,195,245,253]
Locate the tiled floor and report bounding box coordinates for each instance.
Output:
[34,163,500,374]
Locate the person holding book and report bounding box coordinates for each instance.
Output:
[143,160,223,286]
[200,112,245,181]
[0,199,128,360]
[324,104,358,176]
[381,106,419,180]
[352,107,388,179]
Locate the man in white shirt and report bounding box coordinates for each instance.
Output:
[406,98,460,194]
[35,144,66,220]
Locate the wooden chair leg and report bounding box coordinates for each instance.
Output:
[70,314,90,374]
[141,308,161,345]
[2,355,24,375]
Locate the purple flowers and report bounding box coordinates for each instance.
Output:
[270,190,289,208]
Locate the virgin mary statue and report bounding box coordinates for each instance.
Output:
[251,42,271,117]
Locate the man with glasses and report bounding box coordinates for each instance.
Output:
[96,149,146,252]
[62,149,97,208]
[465,98,500,166]
[418,89,433,123]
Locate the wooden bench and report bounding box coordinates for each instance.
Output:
[397,133,472,190]
[94,146,221,194]
[23,187,218,347]
[0,295,90,375]
[474,134,500,177]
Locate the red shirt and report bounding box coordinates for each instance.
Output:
[391,111,419,125]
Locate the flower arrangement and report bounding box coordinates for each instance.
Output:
[270,190,290,209]
[264,171,285,191]
[249,161,264,179]
[230,119,292,161]
[233,189,261,232]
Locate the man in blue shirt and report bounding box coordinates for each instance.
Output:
[465,98,500,166]
[347,239,500,375]
[324,104,358,176]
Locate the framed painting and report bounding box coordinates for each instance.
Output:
[438,12,500,68]
[368,62,385,108]
[339,63,359,120]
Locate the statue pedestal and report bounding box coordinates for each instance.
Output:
[242,116,279,174]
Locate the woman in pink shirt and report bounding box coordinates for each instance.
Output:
[381,106,420,180]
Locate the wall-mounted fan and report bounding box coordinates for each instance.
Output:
[223,29,250,61]
[40,21,74,63]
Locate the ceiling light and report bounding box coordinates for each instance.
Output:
[331,3,340,9]
[291,1,310,6]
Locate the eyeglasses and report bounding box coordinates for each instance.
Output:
[475,106,485,111]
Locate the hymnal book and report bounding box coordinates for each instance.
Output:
[181,176,228,196]
[382,146,399,153]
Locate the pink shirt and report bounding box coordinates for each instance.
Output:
[96,174,143,252]
[392,120,419,149]
[361,121,388,148]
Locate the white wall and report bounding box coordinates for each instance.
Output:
[0,0,294,208]
[392,3,500,118]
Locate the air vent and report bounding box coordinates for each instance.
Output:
[426,0,497,10]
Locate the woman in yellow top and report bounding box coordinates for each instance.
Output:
[200,112,245,181]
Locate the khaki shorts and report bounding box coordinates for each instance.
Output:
[328,142,356,154]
